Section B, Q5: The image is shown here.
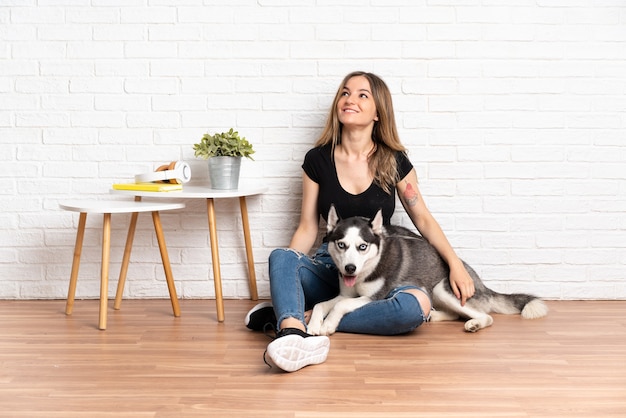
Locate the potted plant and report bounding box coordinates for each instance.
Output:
[193,128,255,190]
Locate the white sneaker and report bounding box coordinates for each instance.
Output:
[265,328,330,372]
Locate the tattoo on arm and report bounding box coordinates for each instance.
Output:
[403,182,419,207]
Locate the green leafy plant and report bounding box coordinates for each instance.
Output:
[193,128,255,160]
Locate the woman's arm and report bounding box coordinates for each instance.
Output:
[288,172,321,254]
[396,168,475,305]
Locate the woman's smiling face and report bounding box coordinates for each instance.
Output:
[336,75,378,129]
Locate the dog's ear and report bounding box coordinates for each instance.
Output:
[327,205,340,233]
[371,209,383,234]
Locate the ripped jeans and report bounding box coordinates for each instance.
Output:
[269,243,430,336]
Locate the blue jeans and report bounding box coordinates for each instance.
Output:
[269,243,430,336]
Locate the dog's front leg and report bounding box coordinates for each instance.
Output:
[320,296,372,336]
[308,296,346,335]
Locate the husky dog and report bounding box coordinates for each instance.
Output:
[308,206,548,336]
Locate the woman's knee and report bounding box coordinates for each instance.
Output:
[393,291,430,333]
[402,288,432,318]
[269,247,303,264]
[269,248,287,263]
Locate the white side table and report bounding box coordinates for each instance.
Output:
[111,186,267,322]
[59,200,185,330]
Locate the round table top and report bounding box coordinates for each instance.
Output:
[110,185,268,199]
[59,200,186,214]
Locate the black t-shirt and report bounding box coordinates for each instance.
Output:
[302,144,413,225]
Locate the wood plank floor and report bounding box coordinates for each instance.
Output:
[0,299,625,417]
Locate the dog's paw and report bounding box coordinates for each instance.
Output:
[318,313,341,336]
[319,321,338,336]
[464,315,492,332]
[308,323,322,335]
[464,319,481,332]
[307,312,324,335]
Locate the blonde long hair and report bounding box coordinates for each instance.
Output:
[314,71,406,194]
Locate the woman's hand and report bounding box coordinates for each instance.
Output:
[449,264,475,306]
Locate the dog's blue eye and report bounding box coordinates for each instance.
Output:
[337,242,345,249]
[358,244,368,251]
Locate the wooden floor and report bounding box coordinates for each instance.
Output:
[0,299,625,417]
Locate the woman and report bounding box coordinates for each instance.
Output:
[246,71,475,372]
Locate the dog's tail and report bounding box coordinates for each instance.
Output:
[520,298,549,319]
[491,292,548,319]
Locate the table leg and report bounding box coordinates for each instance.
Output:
[152,211,181,317]
[114,211,138,310]
[99,213,112,330]
[66,212,87,315]
[114,196,142,310]
[206,198,225,322]
[239,196,258,301]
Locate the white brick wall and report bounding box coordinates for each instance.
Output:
[1,2,625,301]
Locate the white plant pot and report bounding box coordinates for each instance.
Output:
[208,156,241,190]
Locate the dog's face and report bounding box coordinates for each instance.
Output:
[326,206,383,289]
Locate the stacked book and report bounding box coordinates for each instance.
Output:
[112,182,183,192]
